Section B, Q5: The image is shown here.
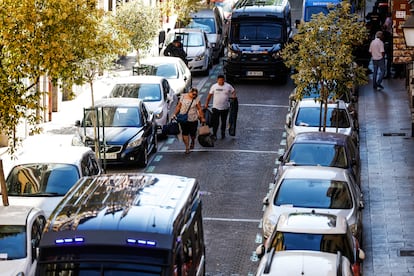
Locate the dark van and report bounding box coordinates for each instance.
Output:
[35,173,205,276]
[224,0,292,83]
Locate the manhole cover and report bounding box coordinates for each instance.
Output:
[383,133,406,137]
[400,249,414,256]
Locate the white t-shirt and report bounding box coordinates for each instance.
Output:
[209,82,235,110]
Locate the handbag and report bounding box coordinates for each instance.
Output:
[198,124,210,136]
[163,120,180,135]
[176,98,194,123]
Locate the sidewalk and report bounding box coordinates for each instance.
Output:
[359,75,414,275]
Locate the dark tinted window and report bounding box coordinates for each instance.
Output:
[286,143,348,168]
[274,179,353,209]
[232,23,282,42]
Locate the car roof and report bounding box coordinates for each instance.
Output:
[276,212,348,234]
[93,97,144,108]
[190,8,215,17]
[112,75,166,85]
[0,205,44,225]
[139,56,183,65]
[11,146,94,166]
[297,99,348,109]
[281,166,350,182]
[262,250,350,276]
[169,28,206,34]
[293,131,350,145]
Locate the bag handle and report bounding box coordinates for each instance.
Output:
[184,98,194,115]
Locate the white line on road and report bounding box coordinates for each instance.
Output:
[159,147,278,154]
[239,103,289,108]
[203,217,261,223]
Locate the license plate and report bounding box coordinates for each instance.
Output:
[246,71,263,76]
[104,152,118,159]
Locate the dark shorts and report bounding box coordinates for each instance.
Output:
[180,120,198,136]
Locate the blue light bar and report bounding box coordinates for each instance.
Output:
[126,238,157,247]
[55,237,85,245]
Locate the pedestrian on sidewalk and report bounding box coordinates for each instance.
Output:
[204,75,237,140]
[369,31,386,90]
[172,88,205,154]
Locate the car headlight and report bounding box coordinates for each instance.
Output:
[71,135,84,146]
[126,137,144,149]
[227,49,240,59]
[154,110,164,120]
[211,43,216,48]
[262,215,278,239]
[194,54,205,61]
[272,51,282,59]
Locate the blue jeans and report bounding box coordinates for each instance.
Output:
[373,58,385,87]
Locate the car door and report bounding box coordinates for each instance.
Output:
[140,103,156,151]
[162,79,175,108]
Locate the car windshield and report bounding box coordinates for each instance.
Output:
[286,143,348,168]
[5,163,80,196]
[295,107,350,128]
[83,107,142,128]
[275,179,352,209]
[187,18,216,33]
[0,225,26,260]
[270,231,355,264]
[232,22,282,42]
[110,83,161,102]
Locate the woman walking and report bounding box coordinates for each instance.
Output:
[173,88,206,154]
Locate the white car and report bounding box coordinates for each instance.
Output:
[161,28,213,75]
[285,99,359,148]
[256,250,354,276]
[3,146,103,217]
[261,166,364,241]
[108,75,175,133]
[0,205,46,276]
[133,56,192,96]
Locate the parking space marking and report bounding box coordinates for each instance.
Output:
[239,103,289,108]
[158,148,279,154]
[203,217,261,223]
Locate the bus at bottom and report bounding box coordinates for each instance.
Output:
[34,173,205,276]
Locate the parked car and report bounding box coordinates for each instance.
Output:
[3,146,103,217]
[257,212,365,276]
[72,98,157,168]
[108,75,175,134]
[0,205,46,276]
[256,250,354,276]
[277,131,361,185]
[285,99,359,148]
[133,56,192,96]
[185,7,226,63]
[161,28,213,75]
[262,166,364,241]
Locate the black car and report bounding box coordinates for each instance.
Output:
[72,98,157,167]
[277,131,360,185]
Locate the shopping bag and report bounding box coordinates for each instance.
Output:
[198,124,210,136]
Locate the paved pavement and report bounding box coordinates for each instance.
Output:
[359,75,414,275]
[1,56,413,275]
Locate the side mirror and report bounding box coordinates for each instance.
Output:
[255,244,265,258]
[262,196,269,206]
[359,200,364,210]
[75,120,81,127]
[278,155,284,162]
[285,114,292,128]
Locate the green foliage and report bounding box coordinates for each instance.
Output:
[0,0,127,154]
[160,0,203,27]
[282,2,368,130]
[111,0,160,61]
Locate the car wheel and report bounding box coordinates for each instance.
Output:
[138,146,148,168]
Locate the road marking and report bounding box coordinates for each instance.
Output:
[159,148,279,154]
[203,217,261,223]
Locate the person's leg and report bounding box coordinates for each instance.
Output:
[182,135,190,153]
[189,121,198,149]
[211,108,219,138]
[377,58,386,86]
[372,60,379,88]
[220,109,229,138]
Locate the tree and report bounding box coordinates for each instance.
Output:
[0,0,126,154]
[161,0,204,27]
[111,0,161,62]
[282,2,368,130]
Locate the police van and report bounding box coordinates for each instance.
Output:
[35,173,205,276]
[224,0,292,83]
[301,0,342,22]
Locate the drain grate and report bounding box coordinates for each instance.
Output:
[383,133,406,137]
[399,249,414,256]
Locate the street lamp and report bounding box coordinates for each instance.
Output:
[402,0,414,137]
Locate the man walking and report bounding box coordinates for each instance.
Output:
[369,31,385,90]
[204,75,237,139]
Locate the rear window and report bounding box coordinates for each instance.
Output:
[286,143,348,168]
[274,179,353,209]
[295,107,350,128]
[6,164,80,196]
[110,83,161,102]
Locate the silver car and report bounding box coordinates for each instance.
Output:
[261,166,364,241]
